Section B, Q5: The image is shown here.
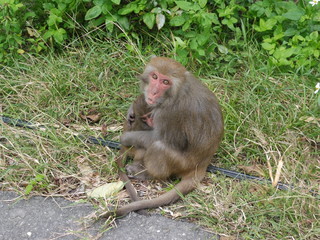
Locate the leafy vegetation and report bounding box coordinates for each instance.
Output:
[1,0,320,74]
[0,0,319,239]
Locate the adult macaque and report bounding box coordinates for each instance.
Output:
[114,57,224,217]
[116,94,152,208]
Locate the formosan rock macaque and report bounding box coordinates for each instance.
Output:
[113,57,224,217]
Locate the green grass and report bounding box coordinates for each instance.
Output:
[0,37,319,239]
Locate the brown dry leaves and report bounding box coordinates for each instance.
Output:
[76,156,100,187]
[237,164,265,178]
[80,109,102,123]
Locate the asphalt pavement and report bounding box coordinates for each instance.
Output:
[0,191,218,240]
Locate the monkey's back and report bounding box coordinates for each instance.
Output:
[154,74,223,159]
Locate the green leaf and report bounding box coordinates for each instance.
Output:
[143,13,155,29]
[85,6,102,20]
[118,3,137,15]
[176,48,188,65]
[58,3,66,11]
[105,19,114,32]
[190,39,198,50]
[24,11,36,19]
[261,42,275,51]
[118,16,130,30]
[111,0,121,4]
[203,13,219,25]
[196,32,209,46]
[47,14,62,26]
[255,18,277,32]
[43,3,55,10]
[273,47,295,59]
[284,28,298,36]
[182,20,190,31]
[25,185,33,195]
[174,36,187,48]
[185,32,197,38]
[222,17,237,30]
[197,48,205,56]
[50,8,62,16]
[43,30,54,40]
[35,174,45,181]
[90,16,106,27]
[17,49,25,54]
[53,28,66,43]
[282,8,305,21]
[217,44,228,54]
[93,0,104,6]
[309,31,319,41]
[102,2,113,14]
[198,0,207,8]
[170,15,185,26]
[175,1,194,11]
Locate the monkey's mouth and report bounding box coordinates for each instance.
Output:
[146,98,156,105]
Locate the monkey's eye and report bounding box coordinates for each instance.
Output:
[152,73,158,79]
[163,79,170,85]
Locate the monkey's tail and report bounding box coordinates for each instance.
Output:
[116,152,148,216]
[113,178,196,217]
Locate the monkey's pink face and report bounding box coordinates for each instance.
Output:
[145,71,172,106]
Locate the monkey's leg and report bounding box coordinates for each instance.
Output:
[126,148,152,180]
[142,141,187,180]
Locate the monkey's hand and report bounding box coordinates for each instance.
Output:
[120,131,154,148]
[120,132,133,147]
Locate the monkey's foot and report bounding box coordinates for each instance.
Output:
[126,163,151,180]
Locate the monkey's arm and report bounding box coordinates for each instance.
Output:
[120,131,155,148]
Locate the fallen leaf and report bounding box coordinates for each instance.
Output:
[249,183,267,194]
[117,190,129,200]
[26,27,36,36]
[299,116,320,124]
[108,124,123,132]
[67,124,101,131]
[76,156,100,187]
[80,109,102,123]
[238,164,265,177]
[87,181,124,198]
[101,123,108,136]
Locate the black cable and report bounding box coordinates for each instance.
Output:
[1,115,318,196]
[1,115,45,129]
[0,115,121,150]
[78,135,121,150]
[206,165,293,191]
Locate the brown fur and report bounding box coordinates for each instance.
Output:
[113,57,224,217]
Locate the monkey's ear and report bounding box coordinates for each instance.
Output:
[184,71,192,79]
[138,73,148,83]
